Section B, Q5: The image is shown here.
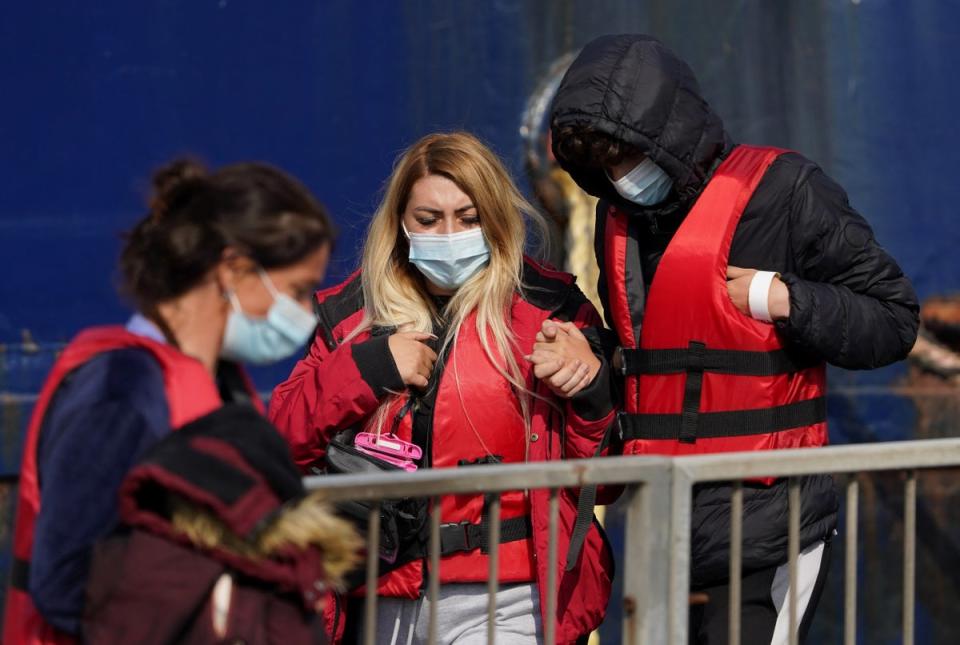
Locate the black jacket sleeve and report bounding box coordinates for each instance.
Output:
[350,334,405,397]
[776,166,919,369]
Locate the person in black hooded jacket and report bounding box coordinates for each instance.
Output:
[549,34,919,644]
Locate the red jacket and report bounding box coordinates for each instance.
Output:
[269,257,616,644]
[5,326,262,645]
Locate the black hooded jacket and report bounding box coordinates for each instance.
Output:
[551,34,919,586]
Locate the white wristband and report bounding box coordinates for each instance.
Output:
[748,271,778,322]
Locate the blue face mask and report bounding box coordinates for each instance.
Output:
[221,270,317,365]
[405,225,490,291]
[609,157,674,206]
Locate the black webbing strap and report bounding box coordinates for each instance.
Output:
[10,556,29,591]
[617,346,817,376]
[679,341,706,443]
[619,396,828,440]
[438,516,531,555]
[565,418,618,571]
[481,492,497,552]
[433,458,527,557]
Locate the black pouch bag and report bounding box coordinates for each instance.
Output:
[318,432,428,589]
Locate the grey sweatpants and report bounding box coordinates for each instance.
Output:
[368,583,543,645]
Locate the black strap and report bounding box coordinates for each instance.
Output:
[438,516,531,555]
[458,455,504,467]
[480,492,497,552]
[617,346,818,376]
[462,459,508,555]
[679,341,706,443]
[618,397,827,440]
[410,324,450,469]
[10,556,29,591]
[565,418,618,571]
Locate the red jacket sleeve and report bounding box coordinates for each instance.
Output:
[268,327,402,470]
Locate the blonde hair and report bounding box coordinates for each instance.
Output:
[358,132,550,452]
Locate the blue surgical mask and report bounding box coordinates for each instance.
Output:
[221,270,317,365]
[405,225,490,291]
[609,157,673,206]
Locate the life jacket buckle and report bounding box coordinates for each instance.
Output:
[613,346,628,376]
[439,520,479,553]
[615,412,626,441]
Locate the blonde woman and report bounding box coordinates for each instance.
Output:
[269,132,615,645]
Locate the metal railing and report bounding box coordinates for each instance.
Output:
[304,437,960,644]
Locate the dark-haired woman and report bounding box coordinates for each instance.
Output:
[5,159,334,645]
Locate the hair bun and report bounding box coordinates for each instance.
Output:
[149,158,209,218]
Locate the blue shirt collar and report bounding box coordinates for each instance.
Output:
[125,313,167,344]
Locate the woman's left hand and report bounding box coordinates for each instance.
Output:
[525,320,601,398]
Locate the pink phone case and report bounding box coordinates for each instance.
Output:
[354,432,423,460]
[355,445,418,472]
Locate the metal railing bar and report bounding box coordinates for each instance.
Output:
[621,477,681,644]
[428,497,441,645]
[363,502,381,645]
[304,440,960,502]
[844,477,859,645]
[304,457,674,500]
[487,495,501,645]
[545,488,559,645]
[294,441,960,645]
[729,481,743,645]
[903,471,916,645]
[788,478,800,645]
[621,484,642,645]
[668,469,693,645]
[675,439,960,482]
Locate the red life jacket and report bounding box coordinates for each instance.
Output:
[605,146,827,472]
[369,308,535,598]
[4,326,262,645]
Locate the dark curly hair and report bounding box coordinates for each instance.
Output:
[120,158,334,312]
[552,125,642,169]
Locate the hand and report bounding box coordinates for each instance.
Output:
[726,266,790,321]
[525,320,602,398]
[387,331,437,389]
